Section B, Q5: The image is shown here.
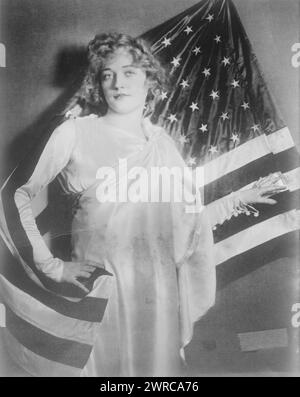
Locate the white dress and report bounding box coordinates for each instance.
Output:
[13,115,237,376]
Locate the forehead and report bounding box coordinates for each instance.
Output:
[102,48,136,69]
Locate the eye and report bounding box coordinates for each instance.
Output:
[101,72,113,81]
[124,70,136,77]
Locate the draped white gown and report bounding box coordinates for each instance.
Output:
[14,115,220,376]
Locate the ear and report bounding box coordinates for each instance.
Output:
[146,79,160,100]
[145,77,155,90]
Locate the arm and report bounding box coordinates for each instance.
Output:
[159,131,285,230]
[206,180,286,229]
[206,192,245,229]
[14,119,77,282]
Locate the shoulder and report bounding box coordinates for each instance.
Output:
[145,120,187,165]
[150,122,179,150]
[53,114,100,141]
[51,118,77,142]
[70,114,102,137]
[144,118,176,144]
[72,114,99,127]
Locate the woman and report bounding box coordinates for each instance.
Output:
[13,33,285,376]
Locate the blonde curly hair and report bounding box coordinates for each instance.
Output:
[70,32,170,116]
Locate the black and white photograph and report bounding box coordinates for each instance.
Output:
[0,0,299,378]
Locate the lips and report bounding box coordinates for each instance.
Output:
[114,93,129,99]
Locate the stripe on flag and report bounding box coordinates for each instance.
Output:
[201,127,294,187]
[2,329,81,377]
[5,305,92,369]
[215,209,300,265]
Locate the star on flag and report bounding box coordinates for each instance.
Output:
[178,135,188,145]
[189,102,199,112]
[206,14,214,22]
[241,101,250,110]
[199,124,208,133]
[171,56,181,68]
[231,79,240,88]
[160,91,168,100]
[251,124,260,132]
[167,114,178,123]
[202,68,211,77]
[209,90,220,100]
[220,112,229,121]
[162,37,171,47]
[184,26,193,35]
[208,145,218,154]
[214,35,221,43]
[192,46,201,55]
[180,79,189,89]
[221,57,230,66]
[230,133,240,143]
[187,157,196,166]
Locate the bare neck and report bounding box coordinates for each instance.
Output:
[103,108,145,138]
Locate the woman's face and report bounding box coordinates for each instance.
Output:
[100,48,150,115]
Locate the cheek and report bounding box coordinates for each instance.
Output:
[138,85,148,97]
[101,86,113,102]
[133,74,148,91]
[137,79,150,96]
[144,79,155,95]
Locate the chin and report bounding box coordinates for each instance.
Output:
[110,104,144,115]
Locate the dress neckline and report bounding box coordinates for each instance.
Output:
[99,116,151,143]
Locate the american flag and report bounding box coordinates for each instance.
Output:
[141,0,300,287]
[0,0,299,376]
[0,122,113,375]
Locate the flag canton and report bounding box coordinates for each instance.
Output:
[142,0,285,167]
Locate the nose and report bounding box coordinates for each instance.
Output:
[113,72,126,90]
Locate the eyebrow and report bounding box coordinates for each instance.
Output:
[101,64,138,72]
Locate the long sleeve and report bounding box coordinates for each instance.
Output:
[14,119,77,281]
[206,191,250,229]
[162,131,247,230]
